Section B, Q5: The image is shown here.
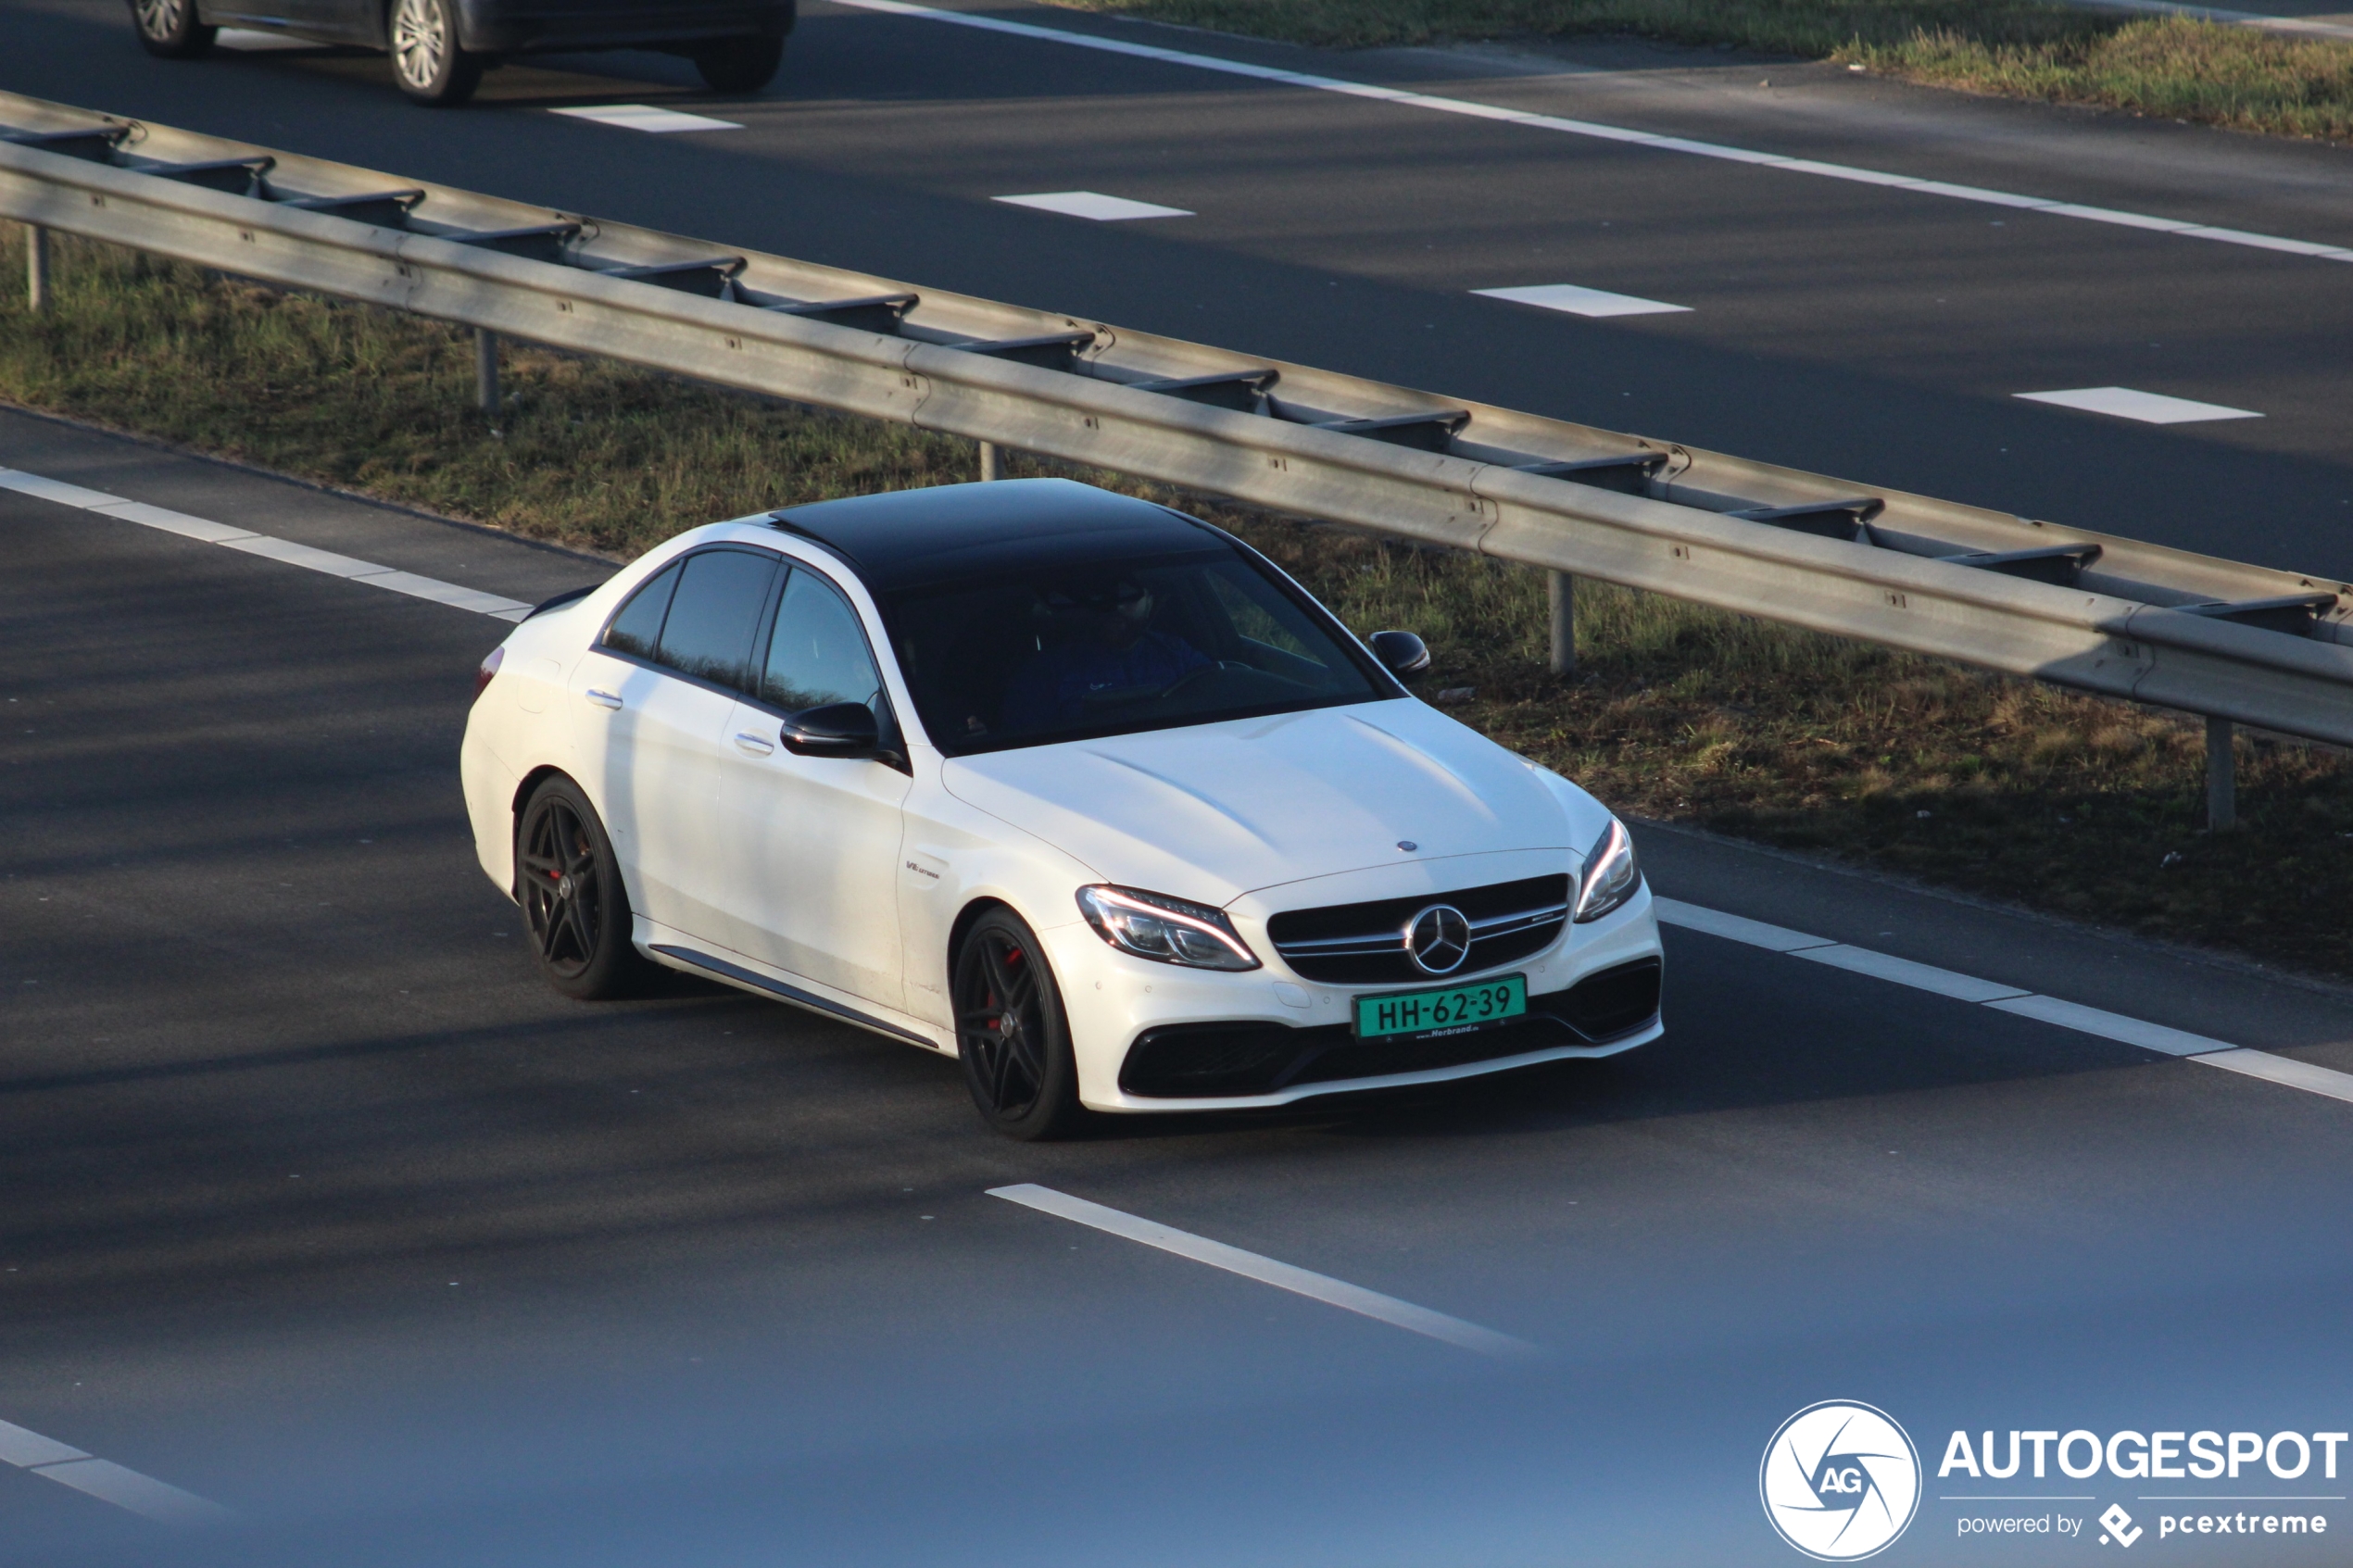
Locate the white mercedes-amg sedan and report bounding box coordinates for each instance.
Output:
[460,479,1663,1137]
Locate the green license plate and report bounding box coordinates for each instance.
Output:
[1353,974,1528,1041]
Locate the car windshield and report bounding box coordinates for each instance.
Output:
[882,546,1389,753]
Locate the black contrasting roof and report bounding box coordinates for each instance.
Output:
[769,478,1223,592]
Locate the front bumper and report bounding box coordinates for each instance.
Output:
[1050,882,1664,1112]
[1118,958,1658,1099]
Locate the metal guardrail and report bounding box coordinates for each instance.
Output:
[5,91,2351,797]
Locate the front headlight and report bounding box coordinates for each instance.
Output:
[1076,885,1261,972]
[1572,818,1642,924]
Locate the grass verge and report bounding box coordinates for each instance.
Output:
[1042,0,2353,145]
[5,232,2349,977]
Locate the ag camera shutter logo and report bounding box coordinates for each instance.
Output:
[1760,1400,1922,1561]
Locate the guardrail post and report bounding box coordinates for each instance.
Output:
[474,327,498,418]
[25,222,48,313]
[1547,570,1575,675]
[2206,716,2236,831]
[977,440,1000,482]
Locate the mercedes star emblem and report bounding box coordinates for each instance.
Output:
[1404,904,1471,975]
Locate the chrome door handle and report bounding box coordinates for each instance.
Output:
[733,732,775,756]
[585,688,623,710]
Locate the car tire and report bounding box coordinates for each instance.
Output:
[691,34,786,94]
[953,909,1087,1141]
[130,0,217,58]
[515,777,649,1000]
[387,0,484,106]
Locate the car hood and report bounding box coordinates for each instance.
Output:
[940,700,1596,907]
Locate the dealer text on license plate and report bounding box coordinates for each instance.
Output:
[1353,974,1528,1041]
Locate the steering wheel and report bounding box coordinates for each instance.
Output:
[1154,659,1252,701]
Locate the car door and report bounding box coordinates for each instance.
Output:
[711,562,912,1010]
[572,546,780,942]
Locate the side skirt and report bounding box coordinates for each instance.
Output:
[648,943,949,1053]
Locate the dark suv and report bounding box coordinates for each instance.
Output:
[128,0,795,105]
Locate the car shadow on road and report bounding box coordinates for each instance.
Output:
[1051,932,2158,1147]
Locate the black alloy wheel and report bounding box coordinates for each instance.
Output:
[953,909,1085,1140]
[691,34,786,94]
[131,0,217,57]
[516,778,646,999]
[388,0,484,106]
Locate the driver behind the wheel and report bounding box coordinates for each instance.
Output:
[1001,575,1210,728]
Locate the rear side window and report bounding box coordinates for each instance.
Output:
[759,569,882,713]
[653,549,780,690]
[602,561,681,660]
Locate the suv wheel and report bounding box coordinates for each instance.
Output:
[692,34,786,94]
[389,0,484,106]
[131,0,217,58]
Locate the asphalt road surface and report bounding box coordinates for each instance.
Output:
[7,0,2353,582]
[6,406,2353,1566]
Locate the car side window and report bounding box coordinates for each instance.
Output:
[652,548,780,691]
[760,568,883,713]
[601,560,681,661]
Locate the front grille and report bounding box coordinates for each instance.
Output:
[1265,873,1570,985]
[1117,960,1660,1098]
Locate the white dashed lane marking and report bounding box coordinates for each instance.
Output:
[548,104,745,133]
[993,190,1193,220]
[1653,897,2353,1095]
[2015,386,2264,425]
[831,0,2353,267]
[9,465,2351,1112]
[988,1185,1542,1358]
[1472,282,1692,319]
[0,1417,228,1526]
[0,469,535,621]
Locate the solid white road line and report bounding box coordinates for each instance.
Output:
[1652,896,2353,1104]
[548,104,744,133]
[87,499,258,544]
[0,468,535,621]
[2015,386,2264,424]
[1794,943,2032,1003]
[988,1183,1543,1359]
[1645,899,1831,953]
[1472,282,1691,318]
[1984,993,2225,1057]
[14,464,2353,1111]
[0,1418,88,1467]
[827,0,2353,268]
[0,1417,228,1526]
[2196,1047,2353,1105]
[995,190,1193,220]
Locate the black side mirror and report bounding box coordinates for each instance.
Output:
[1368,630,1431,682]
[781,701,881,757]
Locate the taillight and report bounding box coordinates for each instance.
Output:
[474,645,504,697]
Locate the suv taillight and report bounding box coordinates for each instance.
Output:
[474,645,504,697]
